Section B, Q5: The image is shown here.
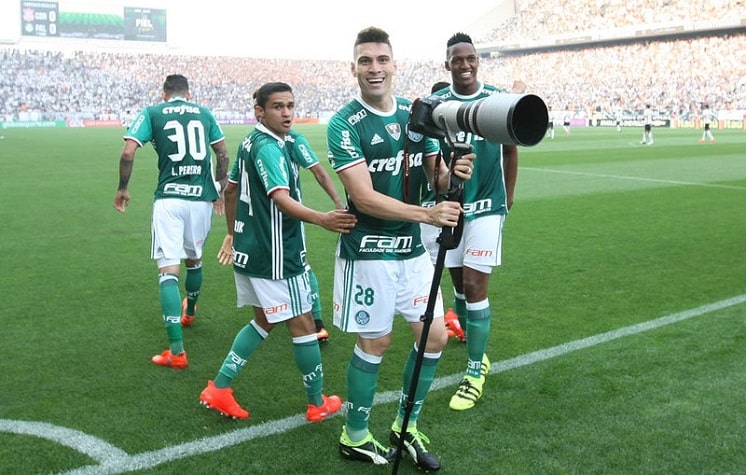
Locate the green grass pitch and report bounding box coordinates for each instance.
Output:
[0,125,744,474]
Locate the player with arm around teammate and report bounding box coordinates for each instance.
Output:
[113,74,230,369]
[199,82,355,422]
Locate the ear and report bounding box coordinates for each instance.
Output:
[444,60,451,72]
[350,61,356,77]
[185,91,191,101]
[254,104,263,117]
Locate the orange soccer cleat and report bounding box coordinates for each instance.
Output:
[181,297,197,327]
[151,349,188,369]
[306,394,343,423]
[444,308,466,342]
[199,380,249,419]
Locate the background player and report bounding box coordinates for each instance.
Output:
[113,74,229,369]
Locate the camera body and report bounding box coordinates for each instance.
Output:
[409,92,548,147]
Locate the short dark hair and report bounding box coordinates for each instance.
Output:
[354,26,391,51]
[254,82,293,108]
[446,32,473,48]
[163,74,189,96]
[431,81,450,94]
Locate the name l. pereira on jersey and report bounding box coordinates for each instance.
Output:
[358,235,414,254]
[171,165,202,175]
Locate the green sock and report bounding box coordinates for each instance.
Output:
[293,334,323,406]
[214,322,265,388]
[454,292,467,333]
[465,306,491,379]
[159,274,183,354]
[346,349,381,438]
[307,268,323,326]
[396,347,440,428]
[185,264,203,316]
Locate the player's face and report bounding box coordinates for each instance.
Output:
[352,42,396,108]
[258,92,294,137]
[446,42,479,95]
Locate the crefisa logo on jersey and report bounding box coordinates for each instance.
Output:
[354,310,371,326]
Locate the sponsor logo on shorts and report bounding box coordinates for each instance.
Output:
[264,303,289,315]
[466,247,494,257]
[413,295,430,306]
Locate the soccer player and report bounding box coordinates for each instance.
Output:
[546,105,555,139]
[327,27,475,470]
[199,82,355,421]
[113,74,229,369]
[251,89,343,341]
[429,32,519,412]
[614,104,624,133]
[641,104,654,145]
[699,104,716,143]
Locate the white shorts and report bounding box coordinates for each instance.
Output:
[444,214,505,273]
[234,270,313,324]
[333,253,444,334]
[151,199,213,262]
[420,223,441,264]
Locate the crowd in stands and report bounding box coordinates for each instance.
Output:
[2,0,745,124]
[479,0,746,44]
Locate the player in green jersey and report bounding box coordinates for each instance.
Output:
[328,27,475,471]
[428,32,520,411]
[252,88,344,342]
[199,82,355,421]
[113,74,230,369]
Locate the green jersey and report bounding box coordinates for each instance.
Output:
[428,82,509,219]
[327,96,439,261]
[125,97,224,202]
[285,129,319,204]
[229,123,307,280]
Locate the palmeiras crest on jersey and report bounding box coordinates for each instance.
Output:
[385,123,401,141]
[355,310,371,326]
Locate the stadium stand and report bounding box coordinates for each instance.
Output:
[1,0,745,125]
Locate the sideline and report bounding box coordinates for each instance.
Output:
[1,295,744,474]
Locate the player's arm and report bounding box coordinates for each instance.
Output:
[269,188,356,233]
[211,139,231,193]
[217,179,238,266]
[210,139,231,216]
[337,163,464,227]
[502,144,518,210]
[308,163,345,209]
[113,138,140,212]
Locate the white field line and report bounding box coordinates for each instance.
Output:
[521,167,746,190]
[1,295,744,474]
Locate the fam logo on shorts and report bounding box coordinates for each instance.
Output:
[355,310,371,326]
